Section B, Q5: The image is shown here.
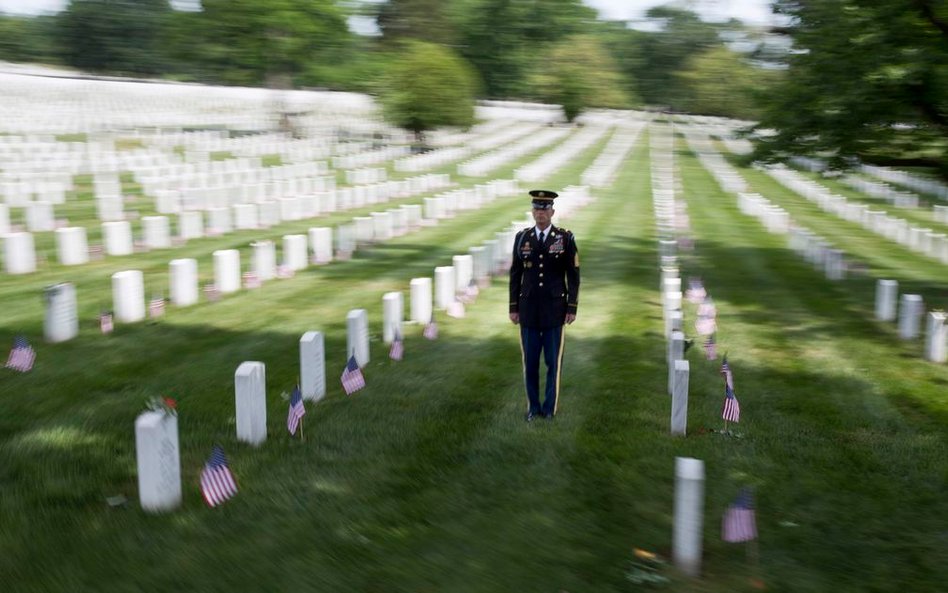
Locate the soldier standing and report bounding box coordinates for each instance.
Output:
[509,190,581,422]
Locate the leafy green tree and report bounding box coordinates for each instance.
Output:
[527,34,634,121]
[56,0,171,74]
[622,7,720,108]
[378,40,479,139]
[453,0,597,98]
[676,46,774,120]
[0,15,60,64]
[753,0,948,175]
[181,0,353,87]
[376,0,458,46]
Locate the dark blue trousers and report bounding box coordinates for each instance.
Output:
[520,325,565,416]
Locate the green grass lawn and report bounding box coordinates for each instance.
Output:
[1,128,947,592]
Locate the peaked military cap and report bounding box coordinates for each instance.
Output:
[528,189,558,209]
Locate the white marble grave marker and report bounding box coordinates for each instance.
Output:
[112,270,145,322]
[135,411,181,513]
[875,279,898,322]
[434,266,456,309]
[671,360,689,435]
[142,216,171,249]
[309,227,332,264]
[213,249,241,294]
[103,220,133,256]
[410,277,433,323]
[925,312,947,363]
[235,361,267,446]
[55,227,88,266]
[169,259,198,306]
[452,255,474,292]
[668,330,685,396]
[347,309,370,367]
[44,282,78,343]
[283,234,308,271]
[383,292,403,344]
[300,331,326,402]
[898,294,923,339]
[3,233,36,274]
[673,457,705,578]
[252,240,276,281]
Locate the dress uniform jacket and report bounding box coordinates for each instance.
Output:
[509,225,580,328]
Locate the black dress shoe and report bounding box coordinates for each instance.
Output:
[525,411,539,422]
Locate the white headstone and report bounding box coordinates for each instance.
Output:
[283,234,308,271]
[410,277,433,323]
[55,227,89,266]
[668,330,685,395]
[26,201,54,232]
[207,207,232,235]
[354,216,374,244]
[0,203,9,235]
[141,215,171,249]
[235,361,267,446]
[3,233,36,274]
[452,255,474,291]
[347,309,370,367]
[233,203,258,229]
[103,220,133,256]
[371,211,393,241]
[434,266,456,309]
[875,279,898,322]
[112,270,145,322]
[898,294,923,339]
[383,292,404,343]
[134,411,181,513]
[925,311,947,363]
[169,258,199,306]
[178,210,204,240]
[309,227,333,264]
[252,240,276,281]
[44,282,78,343]
[671,360,689,435]
[213,249,241,293]
[673,457,705,578]
[300,331,326,402]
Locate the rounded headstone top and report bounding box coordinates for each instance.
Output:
[675,457,705,480]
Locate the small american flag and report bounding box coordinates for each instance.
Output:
[721,355,734,390]
[341,354,365,395]
[446,301,465,318]
[276,264,295,279]
[100,312,113,334]
[389,332,404,361]
[243,271,261,289]
[423,320,438,340]
[722,488,757,542]
[704,334,716,360]
[722,385,741,423]
[203,283,219,302]
[5,336,35,372]
[287,385,305,435]
[200,446,238,508]
[149,296,165,318]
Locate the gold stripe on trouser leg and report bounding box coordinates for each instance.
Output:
[519,328,529,412]
[553,325,567,415]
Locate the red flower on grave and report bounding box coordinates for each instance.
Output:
[163,397,177,410]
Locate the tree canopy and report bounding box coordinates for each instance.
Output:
[752,0,948,175]
[377,40,479,137]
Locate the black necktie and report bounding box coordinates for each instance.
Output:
[538,231,545,243]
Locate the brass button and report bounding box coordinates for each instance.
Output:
[539,282,544,286]
[539,264,544,268]
[539,254,544,259]
[539,273,544,277]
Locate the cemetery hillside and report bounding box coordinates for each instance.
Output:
[1,1,947,592]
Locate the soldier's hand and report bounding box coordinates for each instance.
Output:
[509,313,520,325]
[565,313,576,325]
